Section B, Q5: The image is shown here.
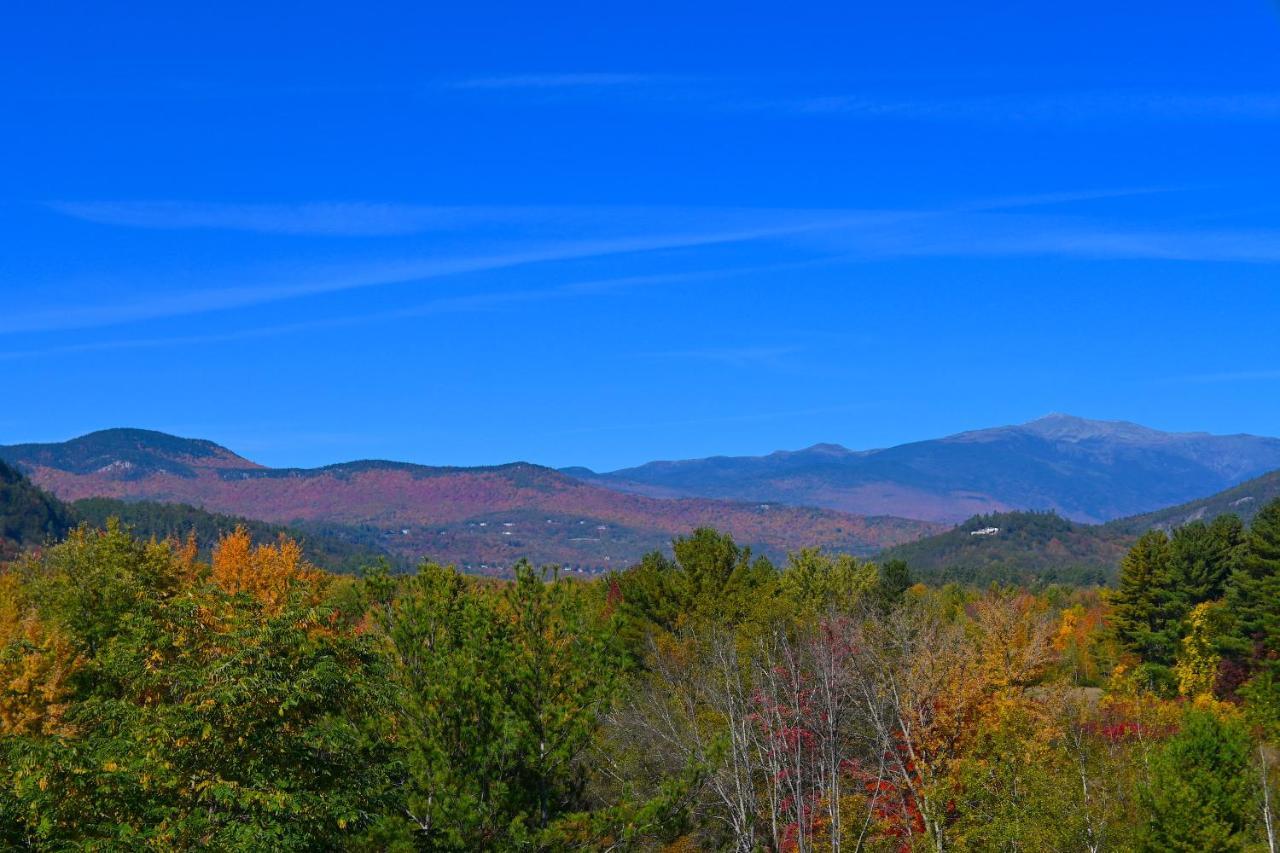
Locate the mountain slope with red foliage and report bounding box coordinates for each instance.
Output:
[1,430,940,573]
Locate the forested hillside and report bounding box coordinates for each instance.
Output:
[879,469,1280,586]
[1110,467,1280,534]
[72,498,401,573]
[0,459,397,572]
[0,460,72,560]
[878,510,1132,586]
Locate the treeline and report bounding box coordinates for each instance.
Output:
[3,507,1280,850]
[73,497,401,573]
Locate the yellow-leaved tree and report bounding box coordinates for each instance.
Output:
[1173,601,1225,699]
[0,572,80,737]
[211,526,326,613]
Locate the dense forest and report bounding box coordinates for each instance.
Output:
[4,498,1280,850]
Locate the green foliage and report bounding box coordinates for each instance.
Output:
[613,528,779,652]
[374,559,620,849]
[0,461,73,561]
[778,549,910,618]
[1110,529,1178,664]
[1223,499,1280,677]
[947,702,1093,851]
[8,516,1280,851]
[1141,709,1255,852]
[779,548,877,615]
[1167,516,1243,612]
[0,523,394,849]
[1241,671,1280,741]
[1115,468,1280,533]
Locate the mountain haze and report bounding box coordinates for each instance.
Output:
[568,414,1280,523]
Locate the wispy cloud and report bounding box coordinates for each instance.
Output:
[549,402,883,437]
[928,224,1280,263]
[1171,369,1280,384]
[800,215,1280,264]
[780,90,1280,123]
[45,188,1168,240]
[46,201,552,237]
[0,224,840,335]
[0,266,763,361]
[28,190,1278,341]
[634,345,805,368]
[45,200,883,237]
[443,73,661,90]
[435,73,1280,125]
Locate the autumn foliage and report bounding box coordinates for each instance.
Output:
[2,507,1280,850]
[211,525,326,611]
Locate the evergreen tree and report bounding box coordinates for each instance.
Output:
[1168,516,1244,613]
[1141,709,1254,852]
[1224,499,1280,675]
[613,528,778,651]
[1110,530,1177,665]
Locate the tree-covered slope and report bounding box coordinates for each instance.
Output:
[881,468,1280,586]
[1,455,395,571]
[1107,468,1280,534]
[72,498,400,573]
[1,428,260,478]
[0,459,73,559]
[878,510,1132,586]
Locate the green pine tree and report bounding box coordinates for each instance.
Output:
[1141,709,1255,852]
[1168,516,1244,612]
[1224,499,1280,676]
[1110,529,1178,665]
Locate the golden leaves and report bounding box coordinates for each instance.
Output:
[211,526,325,613]
[0,573,81,737]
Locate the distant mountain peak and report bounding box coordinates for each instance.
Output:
[1017,413,1170,442]
[943,414,1195,446]
[569,415,1280,524]
[804,442,854,455]
[0,428,261,479]
[768,442,855,459]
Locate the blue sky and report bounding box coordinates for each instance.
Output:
[3,1,1279,470]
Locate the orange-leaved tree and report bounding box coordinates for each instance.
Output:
[211,526,325,612]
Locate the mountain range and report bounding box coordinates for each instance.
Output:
[4,414,1277,575]
[565,414,1280,524]
[0,429,936,572]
